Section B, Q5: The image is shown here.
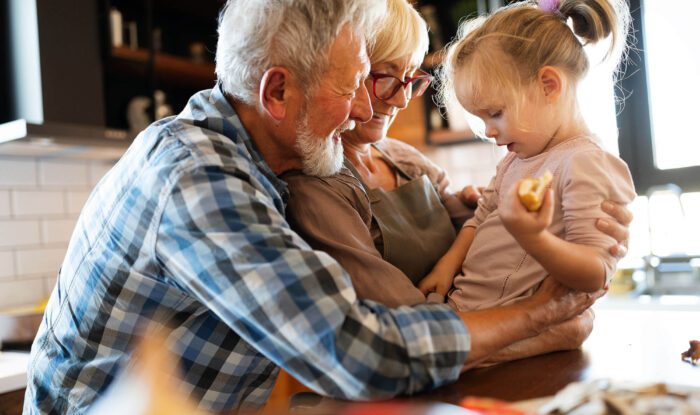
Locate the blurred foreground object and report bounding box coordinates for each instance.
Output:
[87,328,210,415]
[534,380,700,414]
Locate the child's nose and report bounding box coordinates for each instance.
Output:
[485,125,498,139]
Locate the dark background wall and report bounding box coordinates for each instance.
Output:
[35,0,105,125]
[0,1,10,123]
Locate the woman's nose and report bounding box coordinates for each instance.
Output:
[385,86,410,110]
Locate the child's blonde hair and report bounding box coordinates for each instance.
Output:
[438,0,630,137]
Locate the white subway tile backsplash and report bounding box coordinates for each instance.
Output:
[0,191,10,217]
[12,190,65,217]
[0,155,106,309]
[424,142,503,189]
[39,160,90,188]
[66,191,91,214]
[0,220,41,248]
[15,247,66,276]
[0,251,15,279]
[89,162,114,186]
[42,218,78,244]
[0,157,37,187]
[0,278,45,309]
[43,274,58,297]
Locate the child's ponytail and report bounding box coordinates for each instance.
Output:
[559,0,630,67]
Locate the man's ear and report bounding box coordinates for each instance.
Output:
[537,66,563,102]
[259,67,292,122]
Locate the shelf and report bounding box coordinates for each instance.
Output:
[109,46,216,89]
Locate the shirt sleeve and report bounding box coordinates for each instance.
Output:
[155,163,470,399]
[284,171,428,307]
[559,149,636,282]
[464,155,509,229]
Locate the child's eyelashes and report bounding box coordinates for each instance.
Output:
[488,110,503,118]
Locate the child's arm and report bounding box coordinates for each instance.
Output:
[418,226,476,296]
[500,184,607,292]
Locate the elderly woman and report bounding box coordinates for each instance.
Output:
[284,0,632,311]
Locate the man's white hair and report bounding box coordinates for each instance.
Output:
[216,0,387,104]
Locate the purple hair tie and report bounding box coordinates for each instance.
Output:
[538,0,560,12]
[538,0,565,20]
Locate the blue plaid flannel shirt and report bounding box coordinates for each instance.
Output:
[24,86,470,414]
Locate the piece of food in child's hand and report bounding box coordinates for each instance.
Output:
[518,171,553,211]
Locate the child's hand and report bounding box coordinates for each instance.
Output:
[500,180,554,242]
[418,264,455,297]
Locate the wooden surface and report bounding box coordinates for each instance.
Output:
[271,306,700,411]
[0,388,25,415]
[410,307,700,405]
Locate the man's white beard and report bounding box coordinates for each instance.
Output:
[295,115,354,177]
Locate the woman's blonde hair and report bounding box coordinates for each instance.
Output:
[438,0,630,135]
[369,0,430,68]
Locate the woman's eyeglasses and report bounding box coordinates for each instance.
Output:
[368,69,432,101]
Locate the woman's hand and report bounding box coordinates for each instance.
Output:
[499,181,554,243]
[458,185,484,208]
[598,201,633,258]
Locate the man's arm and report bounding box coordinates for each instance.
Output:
[460,278,603,366]
[156,164,469,400]
[475,309,594,367]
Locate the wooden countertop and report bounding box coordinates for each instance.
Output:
[408,304,700,406]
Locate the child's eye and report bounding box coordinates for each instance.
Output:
[489,110,503,118]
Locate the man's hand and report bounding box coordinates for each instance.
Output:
[499,182,554,243]
[523,277,604,331]
[473,309,595,368]
[598,201,633,258]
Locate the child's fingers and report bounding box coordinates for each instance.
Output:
[437,281,452,296]
[418,278,435,295]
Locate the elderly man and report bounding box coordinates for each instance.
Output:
[24,1,604,414]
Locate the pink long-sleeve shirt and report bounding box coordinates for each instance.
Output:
[449,136,636,311]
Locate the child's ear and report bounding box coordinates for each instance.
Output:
[259,67,293,121]
[537,66,562,101]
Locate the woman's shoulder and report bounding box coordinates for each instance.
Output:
[378,137,447,180]
[378,137,430,163]
[283,167,370,209]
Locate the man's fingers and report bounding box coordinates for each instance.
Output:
[596,218,630,245]
[602,200,633,226]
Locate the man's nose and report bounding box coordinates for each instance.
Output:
[349,82,373,123]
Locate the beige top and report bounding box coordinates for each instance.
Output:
[283,138,473,307]
[449,136,636,311]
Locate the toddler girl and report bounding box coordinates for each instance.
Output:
[419,0,636,310]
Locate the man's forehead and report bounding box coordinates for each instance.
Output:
[328,29,370,84]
